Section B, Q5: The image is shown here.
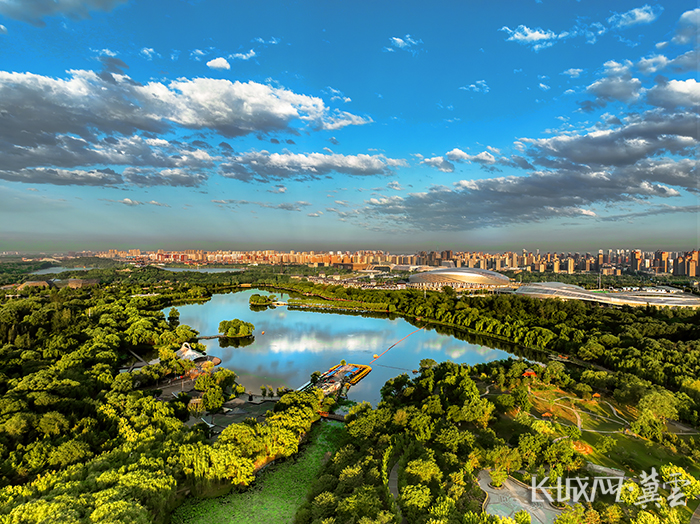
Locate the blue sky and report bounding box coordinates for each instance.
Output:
[0,0,698,253]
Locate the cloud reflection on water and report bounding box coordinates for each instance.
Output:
[174,290,509,404]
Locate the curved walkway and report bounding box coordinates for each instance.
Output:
[602,400,627,424]
[388,461,407,524]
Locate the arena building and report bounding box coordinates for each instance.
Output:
[514,282,700,309]
[408,267,510,290]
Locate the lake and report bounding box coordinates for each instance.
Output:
[173,289,510,404]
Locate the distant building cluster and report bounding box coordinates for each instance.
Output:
[21,246,696,282]
[73,247,700,278]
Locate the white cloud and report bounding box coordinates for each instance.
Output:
[206,57,230,70]
[105,197,169,207]
[0,67,375,187]
[324,86,351,103]
[421,156,455,173]
[646,79,700,109]
[0,167,122,186]
[539,83,550,91]
[459,80,489,93]
[500,24,570,51]
[220,151,407,182]
[562,68,583,78]
[140,47,159,60]
[385,34,423,55]
[122,168,207,187]
[445,148,496,165]
[521,111,698,174]
[608,5,664,29]
[672,8,700,45]
[317,110,372,131]
[364,150,696,232]
[190,49,206,61]
[582,61,642,108]
[637,50,700,75]
[307,211,322,217]
[253,37,280,44]
[387,181,403,191]
[230,49,256,61]
[0,69,372,156]
[0,25,6,35]
[637,54,669,74]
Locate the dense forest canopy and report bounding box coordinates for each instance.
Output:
[0,265,698,523]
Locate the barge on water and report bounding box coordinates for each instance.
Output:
[298,362,372,396]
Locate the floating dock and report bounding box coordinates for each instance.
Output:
[299,362,372,396]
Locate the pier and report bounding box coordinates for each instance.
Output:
[298,362,372,397]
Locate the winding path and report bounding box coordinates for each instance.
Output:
[388,462,407,524]
[528,387,583,430]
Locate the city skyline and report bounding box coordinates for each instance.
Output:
[0,1,698,252]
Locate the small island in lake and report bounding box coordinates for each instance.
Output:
[218,318,255,338]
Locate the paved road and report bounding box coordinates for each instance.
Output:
[477,470,561,524]
[691,504,700,524]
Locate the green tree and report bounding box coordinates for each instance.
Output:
[514,510,531,524]
[195,373,215,391]
[202,385,225,412]
[489,469,508,487]
[38,411,69,437]
[660,464,700,499]
[400,484,432,511]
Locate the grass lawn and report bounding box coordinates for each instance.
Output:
[171,420,346,524]
[579,431,700,478]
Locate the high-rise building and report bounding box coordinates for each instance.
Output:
[654,251,669,273]
[632,250,642,271]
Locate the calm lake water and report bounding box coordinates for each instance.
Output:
[173,289,509,404]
